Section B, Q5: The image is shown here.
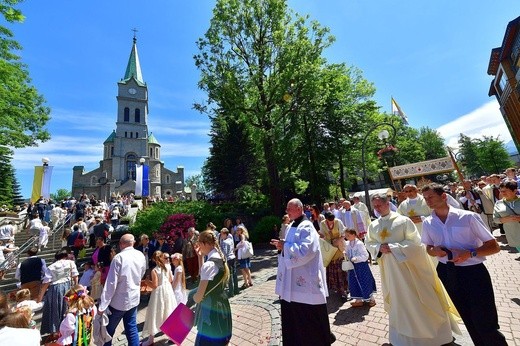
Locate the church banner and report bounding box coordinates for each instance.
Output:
[388,156,455,180]
[31,165,53,203]
[135,164,149,197]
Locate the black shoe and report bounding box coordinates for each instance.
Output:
[330,332,336,344]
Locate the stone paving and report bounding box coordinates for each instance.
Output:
[111,228,520,345]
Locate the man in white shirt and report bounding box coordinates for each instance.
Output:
[421,183,507,346]
[99,234,146,346]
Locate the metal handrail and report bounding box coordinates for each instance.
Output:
[0,214,72,273]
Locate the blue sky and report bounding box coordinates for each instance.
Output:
[6,0,518,199]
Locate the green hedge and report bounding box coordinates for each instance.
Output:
[130,200,272,238]
[250,215,280,244]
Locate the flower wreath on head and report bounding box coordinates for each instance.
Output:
[64,289,88,303]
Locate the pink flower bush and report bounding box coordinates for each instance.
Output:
[159,213,196,239]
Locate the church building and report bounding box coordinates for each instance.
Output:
[71,37,184,201]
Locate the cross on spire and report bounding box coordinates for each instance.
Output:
[132,28,138,43]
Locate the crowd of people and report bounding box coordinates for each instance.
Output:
[1,168,519,345]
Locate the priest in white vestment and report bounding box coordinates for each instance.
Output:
[366,193,460,346]
[397,184,431,235]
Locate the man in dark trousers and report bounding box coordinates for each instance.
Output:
[421,183,507,346]
[15,247,48,301]
[271,198,332,346]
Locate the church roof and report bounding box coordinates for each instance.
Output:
[122,36,145,86]
[104,130,116,144]
[148,132,160,145]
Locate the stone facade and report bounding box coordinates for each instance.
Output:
[71,38,184,201]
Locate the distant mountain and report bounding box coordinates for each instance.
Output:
[505,139,518,155]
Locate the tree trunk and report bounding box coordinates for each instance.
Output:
[302,114,321,206]
[338,153,347,198]
[262,134,283,215]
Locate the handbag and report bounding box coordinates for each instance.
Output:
[341,258,354,271]
[160,303,195,345]
[245,241,254,257]
[239,241,253,259]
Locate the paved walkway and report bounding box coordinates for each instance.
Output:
[112,229,520,345]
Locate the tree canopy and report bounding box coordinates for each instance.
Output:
[457,134,513,178]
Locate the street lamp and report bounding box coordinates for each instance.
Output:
[361,122,397,216]
[42,157,50,166]
[139,157,145,165]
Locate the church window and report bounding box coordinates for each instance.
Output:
[110,146,114,157]
[91,176,97,185]
[126,154,137,180]
[155,147,159,159]
[136,132,139,138]
[130,132,133,138]
[156,168,160,178]
[150,147,153,157]
[125,132,127,138]
[166,175,170,184]
[124,107,130,122]
[135,108,141,123]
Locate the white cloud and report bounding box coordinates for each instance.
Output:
[436,100,512,149]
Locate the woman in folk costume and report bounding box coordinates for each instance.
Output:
[319,211,349,300]
[193,230,232,345]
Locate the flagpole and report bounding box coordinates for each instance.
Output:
[447,147,465,182]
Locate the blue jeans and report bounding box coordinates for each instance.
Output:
[104,305,139,346]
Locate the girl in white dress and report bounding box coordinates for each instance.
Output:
[171,253,188,304]
[141,251,177,346]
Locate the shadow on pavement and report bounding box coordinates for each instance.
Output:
[332,305,371,326]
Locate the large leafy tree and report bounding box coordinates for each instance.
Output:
[0,0,51,201]
[195,0,334,213]
[457,134,513,178]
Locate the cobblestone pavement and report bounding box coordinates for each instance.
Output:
[112,229,520,345]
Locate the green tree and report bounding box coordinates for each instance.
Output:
[11,169,24,206]
[0,1,51,207]
[458,134,513,178]
[50,188,71,203]
[202,116,260,199]
[418,127,447,160]
[0,1,51,149]
[194,0,334,213]
[0,148,13,207]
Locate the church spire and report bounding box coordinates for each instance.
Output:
[123,31,144,85]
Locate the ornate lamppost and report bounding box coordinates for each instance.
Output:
[361,123,397,216]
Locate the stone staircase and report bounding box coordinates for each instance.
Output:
[0,222,94,297]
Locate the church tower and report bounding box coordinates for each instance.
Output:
[71,36,184,201]
[111,35,150,182]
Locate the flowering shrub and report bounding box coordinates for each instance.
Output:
[377,145,398,159]
[159,213,196,239]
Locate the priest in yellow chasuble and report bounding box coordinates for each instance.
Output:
[366,193,460,346]
[397,184,431,235]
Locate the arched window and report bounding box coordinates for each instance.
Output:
[130,132,133,138]
[150,147,153,157]
[156,167,160,178]
[136,132,139,138]
[124,107,130,122]
[166,175,170,184]
[110,146,114,157]
[91,176,97,185]
[126,154,137,180]
[125,131,127,138]
[135,108,141,123]
[155,147,159,159]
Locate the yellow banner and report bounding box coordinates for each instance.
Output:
[31,166,43,203]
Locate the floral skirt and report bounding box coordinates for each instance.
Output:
[326,258,348,294]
